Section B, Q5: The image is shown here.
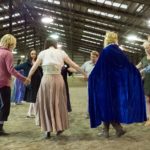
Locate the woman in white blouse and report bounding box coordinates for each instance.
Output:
[27,38,87,138]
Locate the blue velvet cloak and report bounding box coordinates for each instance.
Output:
[88,44,147,128]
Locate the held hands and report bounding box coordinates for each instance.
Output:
[140,69,144,74]
[23,77,31,85]
[140,69,145,80]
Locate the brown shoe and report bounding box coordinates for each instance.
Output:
[111,122,126,137]
[56,130,64,136]
[116,129,126,137]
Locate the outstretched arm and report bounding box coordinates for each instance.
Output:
[136,62,142,69]
[140,65,150,73]
[67,67,77,73]
[15,63,26,71]
[64,56,87,78]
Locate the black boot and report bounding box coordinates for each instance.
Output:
[98,122,110,138]
[0,124,9,136]
[44,132,51,139]
[103,122,110,138]
[111,122,126,137]
[0,124,3,131]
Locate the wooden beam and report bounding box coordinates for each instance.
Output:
[9,0,13,33]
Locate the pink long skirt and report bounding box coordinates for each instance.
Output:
[36,74,69,132]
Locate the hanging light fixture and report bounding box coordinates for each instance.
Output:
[126,35,138,41]
[50,33,59,40]
[41,17,53,24]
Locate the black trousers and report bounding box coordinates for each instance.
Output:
[0,86,11,121]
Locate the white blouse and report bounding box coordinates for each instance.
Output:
[38,47,68,67]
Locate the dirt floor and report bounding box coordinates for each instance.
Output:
[1,79,150,150]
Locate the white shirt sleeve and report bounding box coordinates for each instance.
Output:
[61,50,68,59]
[38,51,44,60]
[81,62,86,71]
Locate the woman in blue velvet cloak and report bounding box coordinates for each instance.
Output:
[88,32,146,137]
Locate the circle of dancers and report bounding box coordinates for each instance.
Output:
[0,32,149,139]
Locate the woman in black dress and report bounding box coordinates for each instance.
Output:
[61,64,73,112]
[15,49,42,117]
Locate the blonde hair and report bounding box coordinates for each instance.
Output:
[143,40,150,49]
[104,31,118,47]
[91,51,99,57]
[0,34,16,50]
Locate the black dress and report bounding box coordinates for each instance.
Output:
[61,65,72,112]
[15,60,43,103]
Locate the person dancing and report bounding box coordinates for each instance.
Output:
[27,38,87,139]
[0,34,29,136]
[88,32,146,138]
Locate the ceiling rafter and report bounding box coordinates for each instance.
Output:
[26,0,150,34]
[0,0,149,61]
[126,0,150,5]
